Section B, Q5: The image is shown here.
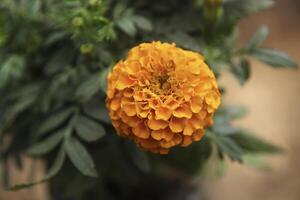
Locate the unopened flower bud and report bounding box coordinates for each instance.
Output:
[72,17,84,27]
[80,43,94,54]
[89,0,101,7]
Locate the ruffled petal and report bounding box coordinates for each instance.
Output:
[155,105,172,120]
[169,117,185,133]
[147,118,168,130]
[173,104,192,118]
[132,122,150,139]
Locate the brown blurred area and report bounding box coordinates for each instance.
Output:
[212,0,300,200]
[0,0,299,199]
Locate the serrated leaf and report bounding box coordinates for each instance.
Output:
[0,55,25,88]
[212,123,241,136]
[243,154,271,171]
[10,94,37,114]
[252,48,298,68]
[99,68,109,94]
[201,145,228,179]
[113,3,126,19]
[27,129,66,156]
[64,137,98,177]
[35,107,75,139]
[132,15,153,32]
[225,0,274,19]
[97,24,117,41]
[75,116,105,142]
[246,25,269,50]
[215,136,244,161]
[125,142,150,172]
[117,17,136,36]
[167,31,202,52]
[76,72,102,102]
[229,131,282,154]
[2,93,38,129]
[231,59,250,85]
[6,147,65,191]
[30,0,42,15]
[45,31,68,46]
[83,100,111,124]
[45,47,74,75]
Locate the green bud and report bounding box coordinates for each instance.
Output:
[89,0,101,7]
[80,43,94,54]
[72,17,84,27]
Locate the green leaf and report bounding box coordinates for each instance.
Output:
[167,31,202,52]
[75,116,105,142]
[159,137,212,175]
[113,3,126,19]
[117,17,137,36]
[229,131,282,154]
[201,146,228,179]
[45,47,74,75]
[0,55,25,88]
[6,147,66,191]
[215,136,244,161]
[252,48,298,68]
[243,154,271,171]
[35,107,75,139]
[132,15,153,32]
[97,23,117,41]
[246,25,269,50]
[64,137,98,177]
[99,67,110,94]
[212,122,241,136]
[231,59,250,85]
[76,72,102,102]
[225,0,274,19]
[125,142,150,172]
[45,31,68,46]
[10,94,37,114]
[83,100,111,124]
[3,93,38,128]
[29,0,42,15]
[216,105,248,120]
[27,129,66,156]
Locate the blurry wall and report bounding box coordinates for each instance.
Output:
[212,0,300,200]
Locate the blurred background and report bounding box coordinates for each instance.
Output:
[212,0,300,199]
[0,0,299,199]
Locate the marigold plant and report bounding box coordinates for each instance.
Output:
[0,0,297,199]
[107,42,221,154]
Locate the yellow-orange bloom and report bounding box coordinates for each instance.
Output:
[106,42,221,154]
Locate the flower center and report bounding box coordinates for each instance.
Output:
[158,75,170,89]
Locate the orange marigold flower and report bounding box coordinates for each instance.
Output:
[106,41,221,154]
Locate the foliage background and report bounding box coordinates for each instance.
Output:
[212,1,300,200]
[0,0,298,199]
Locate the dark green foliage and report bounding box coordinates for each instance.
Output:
[0,0,296,198]
[64,136,98,177]
[252,48,298,68]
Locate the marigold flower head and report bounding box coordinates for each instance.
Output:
[106,42,221,154]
